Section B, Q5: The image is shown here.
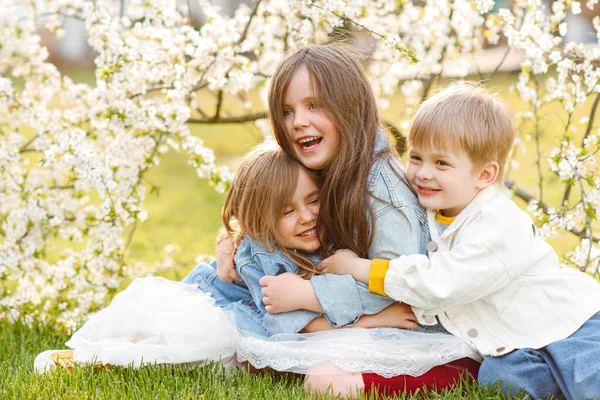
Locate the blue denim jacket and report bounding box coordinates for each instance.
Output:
[182,237,394,337]
[310,129,431,327]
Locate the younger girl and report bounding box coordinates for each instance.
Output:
[181,141,418,338]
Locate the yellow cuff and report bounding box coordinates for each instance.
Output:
[369,259,390,297]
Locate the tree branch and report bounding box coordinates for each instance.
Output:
[533,78,544,203]
[188,111,267,124]
[504,178,600,243]
[238,0,263,46]
[560,111,575,205]
[383,120,407,155]
[583,91,600,144]
[574,171,594,270]
[420,1,455,102]
[19,134,39,153]
[485,46,512,79]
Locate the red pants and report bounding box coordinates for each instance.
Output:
[363,357,480,398]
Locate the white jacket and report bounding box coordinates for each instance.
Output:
[382,186,600,357]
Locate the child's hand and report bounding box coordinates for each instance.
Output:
[216,236,242,283]
[357,302,418,329]
[260,273,323,314]
[318,250,371,284]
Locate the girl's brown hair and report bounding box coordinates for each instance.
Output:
[268,45,393,258]
[222,141,319,278]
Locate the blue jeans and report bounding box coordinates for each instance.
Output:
[182,258,320,337]
[181,259,271,338]
[478,312,600,400]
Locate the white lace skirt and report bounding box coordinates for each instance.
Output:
[66,277,479,377]
[237,328,480,377]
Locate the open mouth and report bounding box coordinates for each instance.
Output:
[297,228,317,237]
[417,185,440,195]
[297,137,322,152]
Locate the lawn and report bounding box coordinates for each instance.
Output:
[2,322,522,399]
[1,70,589,399]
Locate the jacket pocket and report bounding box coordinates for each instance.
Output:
[498,282,550,336]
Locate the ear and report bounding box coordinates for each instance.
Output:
[476,161,499,189]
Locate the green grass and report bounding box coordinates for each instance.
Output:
[4,69,584,399]
[1,322,524,399]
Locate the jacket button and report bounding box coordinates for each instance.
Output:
[426,241,438,252]
[467,328,478,338]
[424,315,436,324]
[496,347,506,353]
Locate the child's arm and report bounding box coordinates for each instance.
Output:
[300,302,417,333]
[320,244,511,315]
[238,255,321,335]
[318,249,372,284]
[261,272,396,328]
[215,227,242,283]
[260,273,324,313]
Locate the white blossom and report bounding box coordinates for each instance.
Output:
[1,0,599,328]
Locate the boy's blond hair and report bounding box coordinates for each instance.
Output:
[408,83,515,182]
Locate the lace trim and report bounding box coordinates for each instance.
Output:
[236,328,480,378]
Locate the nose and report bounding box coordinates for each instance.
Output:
[415,163,433,180]
[293,109,309,129]
[298,206,316,224]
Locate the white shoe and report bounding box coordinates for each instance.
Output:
[34,349,75,373]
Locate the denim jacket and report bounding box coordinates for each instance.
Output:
[182,237,395,337]
[310,129,431,327]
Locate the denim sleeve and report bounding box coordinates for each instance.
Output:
[368,159,429,259]
[237,256,320,335]
[311,274,395,328]
[369,203,424,259]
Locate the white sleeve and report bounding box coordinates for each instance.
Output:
[383,242,510,314]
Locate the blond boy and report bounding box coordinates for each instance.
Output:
[320,84,600,399]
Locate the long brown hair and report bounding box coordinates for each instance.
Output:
[268,45,392,258]
[222,141,319,278]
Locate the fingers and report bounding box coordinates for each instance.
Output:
[216,253,241,282]
[259,275,273,287]
[228,269,242,282]
[316,262,328,272]
[217,269,233,283]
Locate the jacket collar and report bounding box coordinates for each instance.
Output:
[367,128,403,190]
[249,237,320,262]
[373,127,389,153]
[427,185,502,239]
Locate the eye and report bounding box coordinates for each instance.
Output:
[283,209,294,216]
[308,102,321,110]
[409,155,421,163]
[283,109,292,117]
[309,198,319,205]
[436,160,450,167]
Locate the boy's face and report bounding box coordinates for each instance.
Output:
[406,146,483,217]
[277,168,321,252]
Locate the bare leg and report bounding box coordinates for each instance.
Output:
[304,361,364,398]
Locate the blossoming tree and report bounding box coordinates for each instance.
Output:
[1,0,599,328]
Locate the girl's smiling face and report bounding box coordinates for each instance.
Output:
[277,168,320,252]
[282,65,339,170]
